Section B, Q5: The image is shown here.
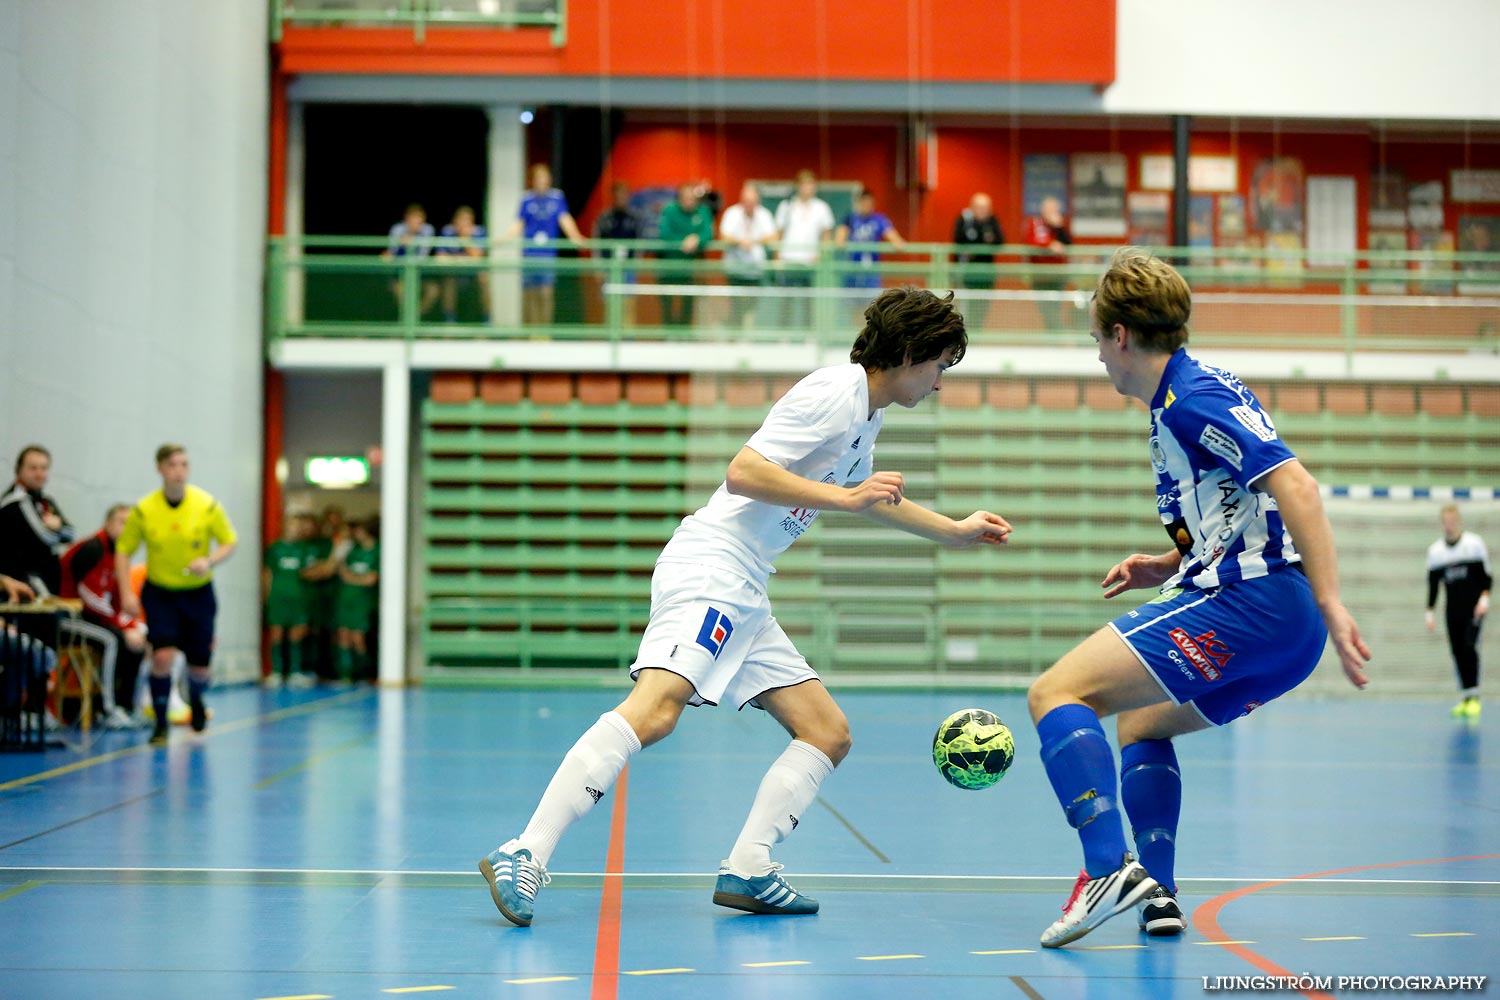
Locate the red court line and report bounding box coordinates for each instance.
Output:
[1193,852,1500,1000]
[589,764,631,1000]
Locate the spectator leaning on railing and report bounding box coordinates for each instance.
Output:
[382,202,441,320]
[719,183,779,331]
[436,205,490,323]
[656,183,715,328]
[502,163,585,327]
[773,169,836,329]
[1024,196,1074,332]
[953,193,1004,328]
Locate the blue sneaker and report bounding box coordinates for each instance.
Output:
[479,845,550,927]
[712,862,819,915]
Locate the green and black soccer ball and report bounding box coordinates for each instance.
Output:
[932,708,1015,790]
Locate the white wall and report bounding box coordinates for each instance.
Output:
[1107,0,1500,121]
[0,0,269,679]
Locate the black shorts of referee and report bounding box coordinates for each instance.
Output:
[140,580,217,667]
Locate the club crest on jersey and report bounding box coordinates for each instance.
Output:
[695,607,735,659]
[1150,436,1168,473]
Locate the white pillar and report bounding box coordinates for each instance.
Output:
[379,355,410,686]
[487,104,525,329]
[286,101,306,328]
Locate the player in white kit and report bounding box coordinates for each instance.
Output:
[479,287,1011,925]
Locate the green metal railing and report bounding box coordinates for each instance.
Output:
[270,0,567,46]
[267,235,1500,357]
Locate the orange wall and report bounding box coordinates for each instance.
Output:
[574,117,1500,249]
[278,0,1115,84]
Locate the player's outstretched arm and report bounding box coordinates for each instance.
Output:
[725,446,902,513]
[1257,459,1372,688]
[1100,550,1181,598]
[860,500,1010,547]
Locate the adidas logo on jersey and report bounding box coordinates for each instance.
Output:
[586,787,604,804]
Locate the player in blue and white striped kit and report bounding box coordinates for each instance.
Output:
[1026,249,1372,948]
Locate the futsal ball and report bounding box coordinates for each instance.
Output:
[932,708,1015,790]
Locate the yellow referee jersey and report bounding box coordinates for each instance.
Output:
[118,485,238,590]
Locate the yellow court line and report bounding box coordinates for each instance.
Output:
[382,988,456,994]
[1412,932,1473,938]
[1195,940,1258,946]
[504,977,578,985]
[1302,936,1366,941]
[856,954,925,961]
[742,960,811,968]
[1074,944,1147,951]
[971,949,1035,955]
[0,689,371,792]
[0,880,44,904]
[622,968,695,976]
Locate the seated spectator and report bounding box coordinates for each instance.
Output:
[335,520,380,684]
[953,193,1004,327]
[59,504,148,729]
[773,169,836,328]
[2,573,35,604]
[503,164,585,326]
[719,183,779,330]
[382,202,441,320]
[436,205,490,323]
[0,445,73,725]
[656,183,715,328]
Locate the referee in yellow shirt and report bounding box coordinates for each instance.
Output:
[117,444,238,743]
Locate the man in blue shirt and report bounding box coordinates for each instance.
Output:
[381,203,441,321]
[502,164,584,326]
[1024,248,1371,949]
[436,205,489,323]
[835,192,906,293]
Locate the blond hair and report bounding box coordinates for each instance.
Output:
[1094,247,1192,353]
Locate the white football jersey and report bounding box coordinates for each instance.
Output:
[660,363,882,584]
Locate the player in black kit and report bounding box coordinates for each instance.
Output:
[1426,504,1491,718]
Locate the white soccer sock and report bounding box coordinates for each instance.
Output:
[726,740,835,877]
[509,711,641,869]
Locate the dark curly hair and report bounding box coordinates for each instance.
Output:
[849,287,968,370]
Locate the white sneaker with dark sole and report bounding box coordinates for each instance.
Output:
[1137,885,1187,936]
[1041,854,1158,948]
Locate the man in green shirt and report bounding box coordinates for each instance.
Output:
[262,516,311,688]
[335,520,380,683]
[656,184,715,328]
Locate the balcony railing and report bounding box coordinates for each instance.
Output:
[266,236,1500,357]
[270,0,566,45]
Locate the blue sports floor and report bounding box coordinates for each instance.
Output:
[1,685,1496,999]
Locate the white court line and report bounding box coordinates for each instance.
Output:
[1,866,1495,886]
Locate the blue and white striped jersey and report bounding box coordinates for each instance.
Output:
[1149,350,1300,591]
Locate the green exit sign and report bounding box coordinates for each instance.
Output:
[305,456,369,488]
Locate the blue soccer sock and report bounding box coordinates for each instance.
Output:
[1037,703,1127,878]
[1121,738,1181,894]
[187,673,209,708]
[149,675,171,726]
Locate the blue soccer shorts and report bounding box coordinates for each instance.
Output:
[1109,567,1328,726]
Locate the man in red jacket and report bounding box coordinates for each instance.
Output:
[60,504,148,729]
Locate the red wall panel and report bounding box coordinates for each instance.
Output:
[278,0,1116,84]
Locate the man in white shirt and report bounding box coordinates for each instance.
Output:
[718,183,779,329]
[479,287,1011,927]
[773,169,836,329]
